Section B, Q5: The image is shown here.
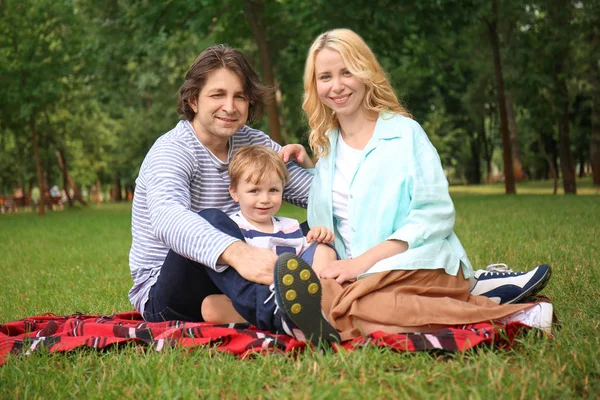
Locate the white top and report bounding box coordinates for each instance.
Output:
[229,212,309,255]
[331,135,363,258]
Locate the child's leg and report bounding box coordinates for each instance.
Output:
[201,294,247,324]
[198,208,284,332]
[309,244,337,276]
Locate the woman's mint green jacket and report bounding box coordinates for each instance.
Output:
[307,113,474,279]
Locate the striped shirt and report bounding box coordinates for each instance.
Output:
[229,212,309,256]
[128,120,312,314]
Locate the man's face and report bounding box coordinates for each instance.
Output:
[190,68,249,145]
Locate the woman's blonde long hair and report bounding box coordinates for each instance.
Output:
[302,29,412,157]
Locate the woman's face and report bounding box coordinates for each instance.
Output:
[314,48,366,118]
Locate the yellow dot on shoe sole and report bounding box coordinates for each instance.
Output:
[299,269,311,280]
[282,274,294,286]
[291,303,302,314]
[287,259,299,270]
[285,290,297,301]
[308,283,319,294]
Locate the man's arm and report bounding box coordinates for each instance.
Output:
[143,139,240,269]
[218,241,277,285]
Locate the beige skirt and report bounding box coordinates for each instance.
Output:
[320,268,534,341]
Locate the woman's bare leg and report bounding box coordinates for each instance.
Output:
[201,294,247,323]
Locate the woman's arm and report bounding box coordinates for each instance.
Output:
[264,139,313,208]
[386,123,455,249]
[319,239,408,284]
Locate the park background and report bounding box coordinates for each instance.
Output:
[1,0,599,398]
[0,0,599,208]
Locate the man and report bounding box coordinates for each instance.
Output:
[129,44,310,330]
[128,44,551,337]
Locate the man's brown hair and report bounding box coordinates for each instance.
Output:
[228,146,289,189]
[177,45,267,124]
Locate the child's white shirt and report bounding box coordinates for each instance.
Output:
[229,212,310,255]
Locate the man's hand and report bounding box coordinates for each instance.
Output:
[319,258,368,284]
[306,226,334,243]
[219,241,277,285]
[279,144,314,169]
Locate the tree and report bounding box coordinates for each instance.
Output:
[244,0,283,144]
[546,1,577,193]
[575,0,600,185]
[0,0,86,214]
[484,0,517,194]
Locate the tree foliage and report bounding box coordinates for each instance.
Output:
[1,0,598,207]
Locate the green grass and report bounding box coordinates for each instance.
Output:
[1,179,599,399]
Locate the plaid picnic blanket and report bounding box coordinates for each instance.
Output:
[0,311,542,365]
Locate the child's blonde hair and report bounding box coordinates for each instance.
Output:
[302,28,412,157]
[229,145,289,188]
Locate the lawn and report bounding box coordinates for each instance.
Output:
[1,179,599,399]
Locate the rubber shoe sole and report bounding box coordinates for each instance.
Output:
[274,253,340,347]
[505,264,552,304]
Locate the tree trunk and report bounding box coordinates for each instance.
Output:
[95,180,102,206]
[42,171,52,211]
[56,149,88,206]
[30,118,45,216]
[548,3,576,194]
[506,90,524,181]
[112,177,122,201]
[592,123,600,185]
[538,133,558,195]
[482,114,494,183]
[590,48,600,185]
[56,150,74,207]
[245,0,284,144]
[553,63,576,194]
[468,135,482,184]
[485,0,516,194]
[467,120,482,184]
[27,182,33,210]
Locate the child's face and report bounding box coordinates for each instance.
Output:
[229,170,284,226]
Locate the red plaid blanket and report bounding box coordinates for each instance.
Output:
[0,311,537,365]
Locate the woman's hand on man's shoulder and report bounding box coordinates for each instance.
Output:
[279,144,314,169]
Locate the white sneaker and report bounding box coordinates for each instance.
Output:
[501,302,554,334]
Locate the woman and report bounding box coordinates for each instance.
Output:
[274,28,553,342]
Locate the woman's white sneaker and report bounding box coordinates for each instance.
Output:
[501,302,554,334]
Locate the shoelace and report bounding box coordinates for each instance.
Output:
[482,263,518,276]
[264,283,278,315]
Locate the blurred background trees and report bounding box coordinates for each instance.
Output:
[1,0,598,214]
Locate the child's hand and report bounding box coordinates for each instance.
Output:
[279,144,314,169]
[306,226,334,243]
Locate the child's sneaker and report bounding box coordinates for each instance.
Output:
[470,263,552,304]
[273,253,340,347]
[501,302,554,335]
